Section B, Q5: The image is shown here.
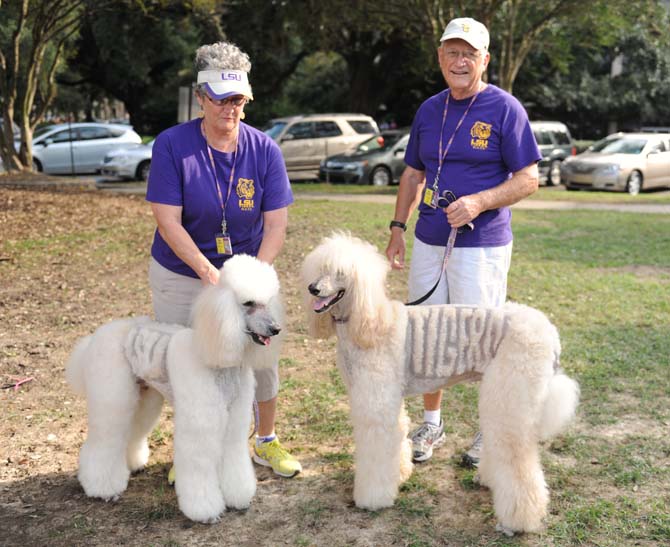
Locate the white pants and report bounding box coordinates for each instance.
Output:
[148,258,279,402]
[407,238,512,307]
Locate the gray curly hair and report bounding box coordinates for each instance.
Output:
[195,41,252,73]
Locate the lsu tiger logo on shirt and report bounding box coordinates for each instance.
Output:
[470,121,492,150]
[237,178,255,211]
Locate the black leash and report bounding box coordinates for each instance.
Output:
[405,227,457,306]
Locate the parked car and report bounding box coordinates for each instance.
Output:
[319,130,409,185]
[530,121,576,186]
[560,132,670,195]
[99,139,154,181]
[28,122,142,174]
[0,119,20,140]
[265,113,379,180]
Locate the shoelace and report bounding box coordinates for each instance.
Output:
[414,423,440,441]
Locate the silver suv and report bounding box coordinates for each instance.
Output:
[265,113,379,180]
[531,121,576,186]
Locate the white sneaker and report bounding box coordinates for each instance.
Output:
[410,421,446,462]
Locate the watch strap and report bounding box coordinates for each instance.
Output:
[389,220,407,232]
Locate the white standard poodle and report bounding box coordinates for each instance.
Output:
[66,254,285,523]
[301,233,580,535]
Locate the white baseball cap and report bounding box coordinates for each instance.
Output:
[439,17,490,51]
[197,70,254,100]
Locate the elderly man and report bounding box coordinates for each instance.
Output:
[385,17,541,466]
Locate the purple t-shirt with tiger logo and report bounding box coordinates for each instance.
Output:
[146,119,293,278]
[405,84,540,248]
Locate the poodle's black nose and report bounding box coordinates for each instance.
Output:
[270,325,281,336]
[308,283,320,296]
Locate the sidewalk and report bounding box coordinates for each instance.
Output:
[294,191,670,214]
[2,175,669,213]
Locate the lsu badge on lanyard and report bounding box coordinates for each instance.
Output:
[215,232,233,255]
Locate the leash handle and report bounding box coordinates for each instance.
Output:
[405,227,457,306]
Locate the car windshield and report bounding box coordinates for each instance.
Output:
[264,121,287,140]
[356,133,403,153]
[591,137,648,155]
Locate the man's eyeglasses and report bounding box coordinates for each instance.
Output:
[443,49,481,62]
[204,94,247,108]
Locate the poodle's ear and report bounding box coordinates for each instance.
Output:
[346,253,395,349]
[191,284,246,367]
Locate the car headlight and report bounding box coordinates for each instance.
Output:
[597,164,620,176]
[343,161,367,171]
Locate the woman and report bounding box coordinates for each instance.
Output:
[146,41,300,478]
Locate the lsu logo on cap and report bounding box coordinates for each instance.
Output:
[470,121,492,150]
[462,23,470,32]
[237,177,255,211]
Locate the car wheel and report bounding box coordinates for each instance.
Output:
[548,160,562,186]
[136,160,151,182]
[32,158,42,172]
[626,170,642,196]
[565,185,579,191]
[370,166,391,186]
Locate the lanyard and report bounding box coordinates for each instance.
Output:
[432,90,479,192]
[202,121,238,234]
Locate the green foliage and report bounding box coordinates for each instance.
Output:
[70,1,220,134]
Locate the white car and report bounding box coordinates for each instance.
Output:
[29,122,142,174]
[100,139,154,181]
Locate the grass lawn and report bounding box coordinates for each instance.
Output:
[284,198,670,546]
[1,186,668,546]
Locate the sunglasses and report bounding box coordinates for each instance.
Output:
[204,94,247,107]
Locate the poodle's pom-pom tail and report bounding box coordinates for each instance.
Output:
[539,373,580,441]
[65,335,92,395]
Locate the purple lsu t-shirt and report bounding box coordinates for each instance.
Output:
[146,119,293,278]
[405,85,541,247]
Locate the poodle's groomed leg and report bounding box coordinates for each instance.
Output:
[126,386,164,472]
[78,357,140,501]
[219,368,256,510]
[171,358,226,523]
[479,364,549,534]
[349,382,409,510]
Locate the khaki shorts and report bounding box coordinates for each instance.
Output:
[148,258,279,402]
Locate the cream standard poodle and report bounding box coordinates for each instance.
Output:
[66,254,284,523]
[301,233,579,535]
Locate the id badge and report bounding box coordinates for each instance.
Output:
[423,188,438,209]
[215,232,233,255]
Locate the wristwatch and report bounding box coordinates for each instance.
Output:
[389,220,407,232]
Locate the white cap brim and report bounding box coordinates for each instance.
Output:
[197,70,253,100]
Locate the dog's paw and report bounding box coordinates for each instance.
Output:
[197,513,223,525]
[126,442,150,472]
[495,522,517,537]
[354,492,395,511]
[102,493,122,503]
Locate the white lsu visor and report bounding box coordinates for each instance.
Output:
[197,70,253,101]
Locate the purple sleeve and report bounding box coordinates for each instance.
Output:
[404,109,426,172]
[146,132,183,206]
[500,99,542,174]
[261,141,293,212]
